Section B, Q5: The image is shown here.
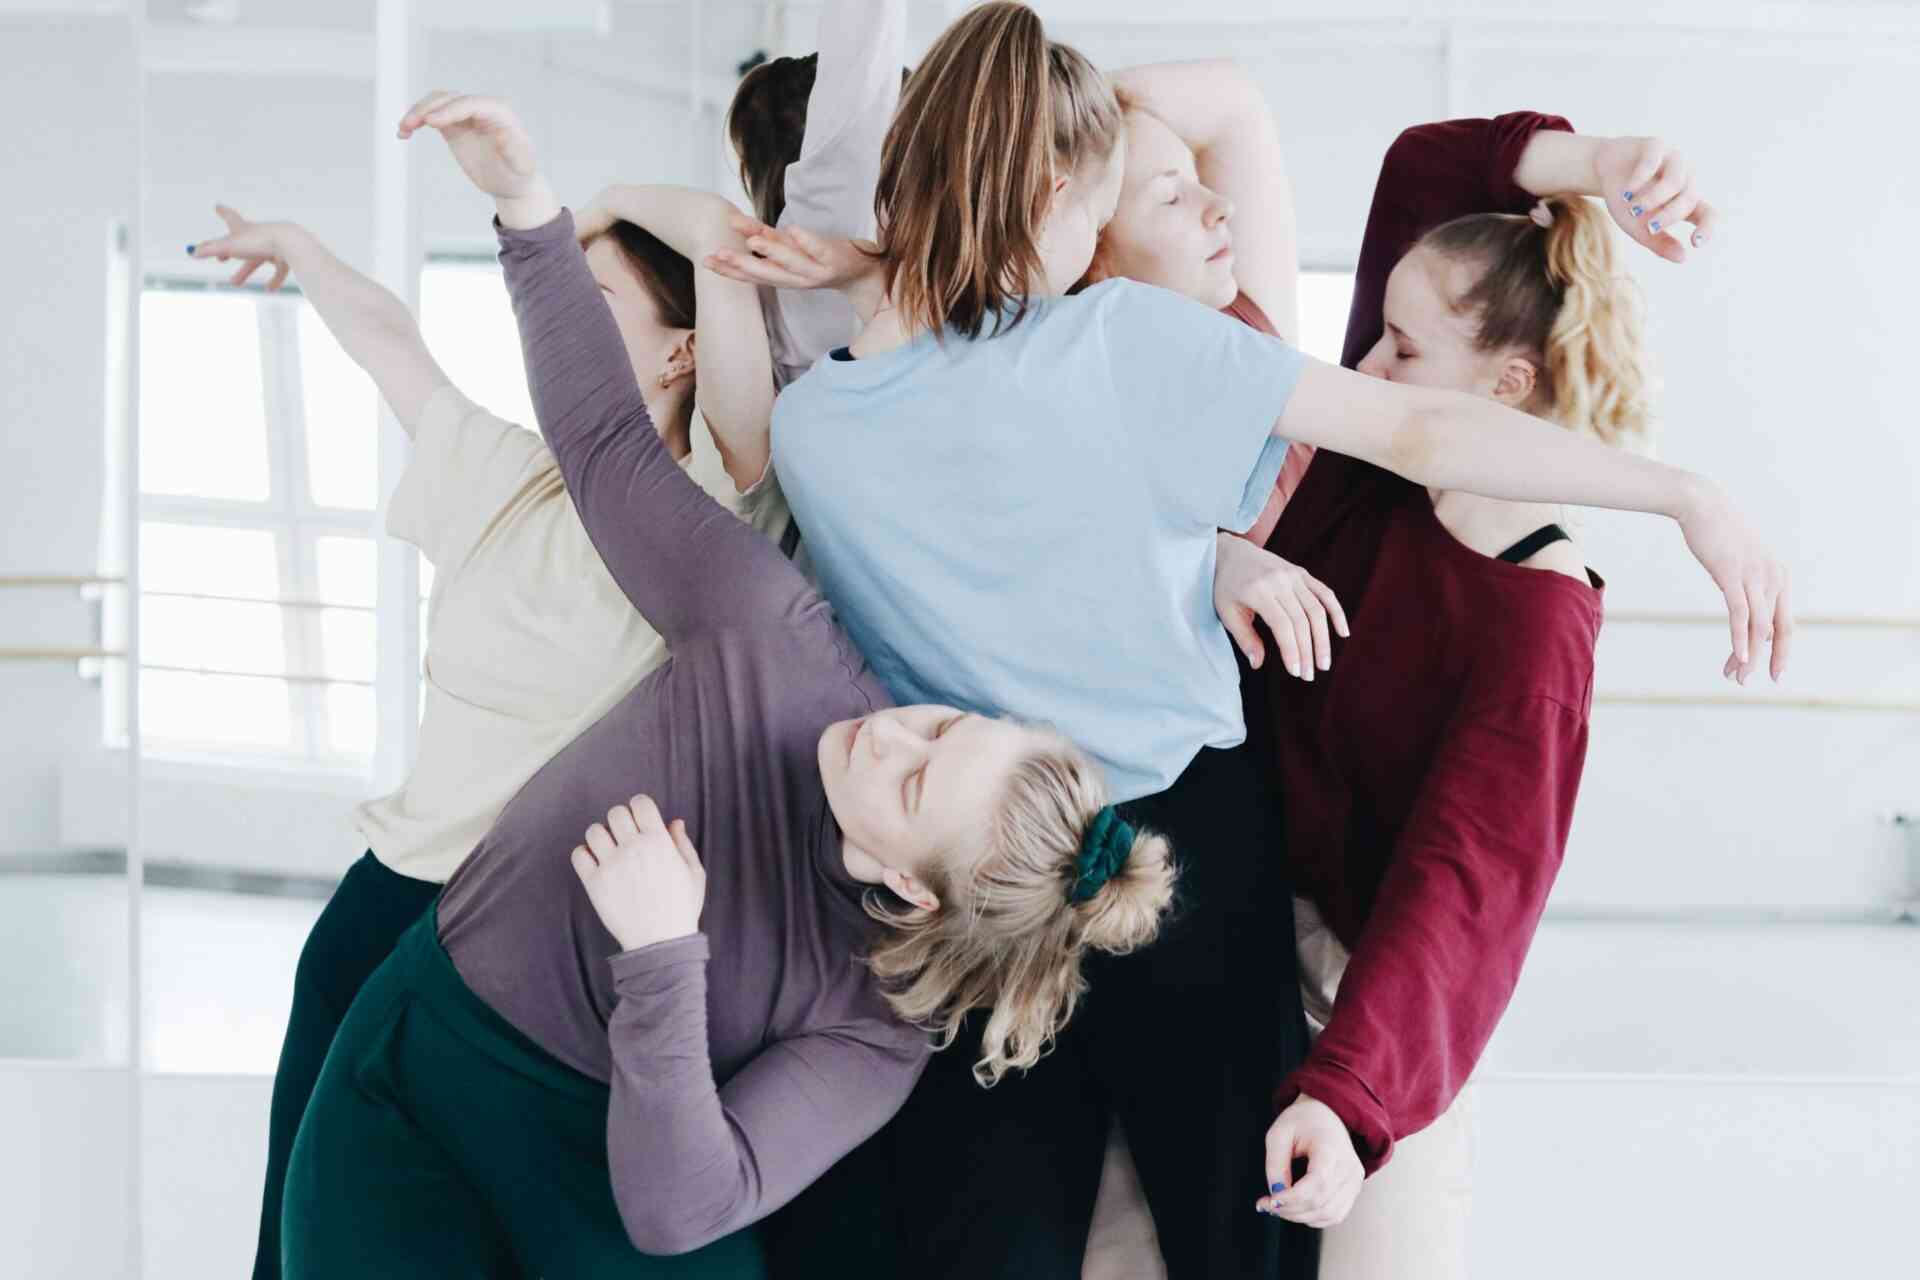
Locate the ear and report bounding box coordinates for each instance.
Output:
[880,865,941,914]
[659,330,697,389]
[1492,354,1538,407]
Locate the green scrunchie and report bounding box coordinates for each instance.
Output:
[1068,806,1134,905]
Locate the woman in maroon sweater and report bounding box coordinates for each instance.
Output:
[1206,114,1718,1269]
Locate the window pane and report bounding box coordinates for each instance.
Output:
[314,535,375,608]
[299,306,378,510]
[1298,271,1357,365]
[326,684,375,758]
[318,607,375,683]
[419,266,537,428]
[141,670,292,750]
[139,292,271,501]
[141,596,287,676]
[140,523,280,599]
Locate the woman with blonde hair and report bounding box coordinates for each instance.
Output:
[270,89,1177,1279]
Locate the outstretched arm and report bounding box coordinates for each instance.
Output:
[189,205,450,434]
[398,90,813,645]
[1112,59,1300,342]
[577,185,774,492]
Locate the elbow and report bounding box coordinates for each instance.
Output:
[619,1208,721,1259]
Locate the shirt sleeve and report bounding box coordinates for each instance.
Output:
[495,209,817,645]
[1341,112,1575,371]
[601,936,927,1254]
[384,385,548,569]
[1279,693,1590,1174]
[771,0,906,368]
[1099,281,1303,535]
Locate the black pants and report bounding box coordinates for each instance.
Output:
[766,744,1318,1280]
[252,851,440,1280]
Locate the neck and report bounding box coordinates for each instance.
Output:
[849,297,914,359]
[1429,488,1565,558]
[639,381,695,459]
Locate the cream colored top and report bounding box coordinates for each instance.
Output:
[354,385,791,882]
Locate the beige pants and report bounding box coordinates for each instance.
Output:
[1082,899,1476,1280]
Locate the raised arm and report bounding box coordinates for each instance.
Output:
[578,184,774,491]
[771,0,907,366]
[1112,59,1300,342]
[398,90,811,645]
[189,205,450,434]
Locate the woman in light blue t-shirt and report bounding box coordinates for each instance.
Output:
[748,7,1791,1280]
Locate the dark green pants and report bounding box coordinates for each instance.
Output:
[254,851,439,1280]
[282,907,767,1279]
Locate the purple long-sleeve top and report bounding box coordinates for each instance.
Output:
[434,209,927,1256]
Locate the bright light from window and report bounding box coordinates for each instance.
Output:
[139,293,271,501]
[419,265,538,429]
[1298,270,1357,365]
[298,306,378,510]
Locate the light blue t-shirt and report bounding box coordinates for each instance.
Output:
[771,278,1307,801]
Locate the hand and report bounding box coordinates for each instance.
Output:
[1213,533,1349,680]
[571,796,708,952]
[1592,136,1721,264]
[1256,1094,1365,1229]
[396,90,544,203]
[188,204,299,291]
[1675,479,1793,683]
[704,216,888,324]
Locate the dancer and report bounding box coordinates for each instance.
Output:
[273,87,1176,1279]
[694,5,1787,1277]
[223,5,901,1272]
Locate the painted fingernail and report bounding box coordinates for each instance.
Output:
[1693,232,1709,246]
[1622,190,1635,201]
[1649,220,1661,233]
[1631,205,1644,218]
[1271,1181,1287,1193]
[185,244,196,255]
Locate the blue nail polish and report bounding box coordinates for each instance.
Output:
[1623,191,1634,201]
[185,244,195,255]
[1631,205,1643,218]
[1271,1181,1287,1194]
[1649,220,1661,233]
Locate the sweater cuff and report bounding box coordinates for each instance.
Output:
[492,207,577,248]
[1279,1058,1397,1176]
[608,931,711,985]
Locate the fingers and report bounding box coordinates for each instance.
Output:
[570,844,598,877]
[584,821,616,863]
[1688,198,1721,249]
[1298,584,1332,674]
[703,249,807,290]
[608,802,641,845]
[214,203,244,231]
[1770,581,1794,682]
[1251,591,1305,679]
[1220,608,1266,670]
[1259,1118,1300,1211]
[1642,181,1699,243]
[626,794,665,833]
[1308,577,1350,640]
[1268,1165,1362,1229]
[668,819,703,874]
[1723,582,1752,669]
[189,237,229,261]
[267,259,290,292]
[1621,143,1668,204]
[1628,149,1688,226]
[229,259,262,288]
[397,88,460,137]
[741,230,818,277]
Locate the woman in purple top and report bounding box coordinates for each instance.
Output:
[276,95,1178,1279]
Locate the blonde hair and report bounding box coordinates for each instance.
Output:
[1418,196,1657,449]
[872,1,1121,340]
[863,728,1175,1086]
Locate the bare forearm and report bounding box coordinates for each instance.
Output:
[596,184,740,259]
[1512,129,1606,197]
[278,226,448,434]
[1397,388,1704,520]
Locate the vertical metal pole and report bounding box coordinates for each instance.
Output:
[372,0,421,795]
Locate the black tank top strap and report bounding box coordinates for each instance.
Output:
[1497,523,1572,565]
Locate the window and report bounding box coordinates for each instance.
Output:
[1297,269,1357,365]
[418,257,537,428]
[137,282,379,767]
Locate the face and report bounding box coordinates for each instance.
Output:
[1356,247,1534,405]
[584,235,694,395]
[1034,144,1126,296]
[1092,110,1237,307]
[817,706,1041,908]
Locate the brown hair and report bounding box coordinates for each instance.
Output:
[726,53,818,226]
[863,727,1175,1086]
[873,2,1122,340]
[1418,197,1656,449]
[603,219,696,332]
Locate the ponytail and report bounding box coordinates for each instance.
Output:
[1419,196,1656,450]
[873,2,1121,340]
[862,725,1175,1087]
